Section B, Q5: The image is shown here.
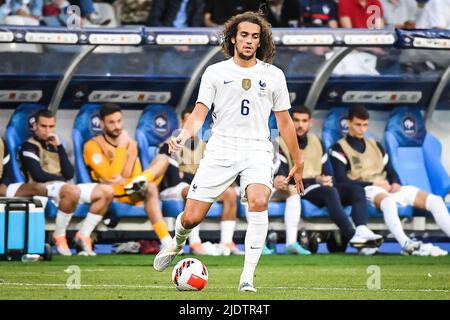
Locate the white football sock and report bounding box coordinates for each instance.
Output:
[79,212,103,237]
[54,210,73,237]
[284,194,301,245]
[160,235,172,248]
[426,194,450,237]
[175,212,192,247]
[188,225,202,244]
[220,220,236,244]
[380,197,409,245]
[240,210,268,284]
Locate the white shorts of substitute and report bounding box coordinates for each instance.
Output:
[9,182,98,205]
[187,151,274,203]
[160,182,190,200]
[364,185,420,206]
[48,182,97,204]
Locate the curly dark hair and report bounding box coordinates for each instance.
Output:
[221,11,275,64]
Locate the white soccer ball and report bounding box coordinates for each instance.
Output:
[171,258,208,291]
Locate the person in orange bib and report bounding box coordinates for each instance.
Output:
[83,103,172,249]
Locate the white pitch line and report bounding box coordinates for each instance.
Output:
[1,269,106,275]
[0,282,173,289]
[258,286,450,293]
[0,282,449,293]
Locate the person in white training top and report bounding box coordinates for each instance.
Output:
[153,10,305,292]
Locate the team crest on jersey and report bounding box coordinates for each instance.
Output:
[258,79,267,97]
[259,80,266,89]
[242,79,251,91]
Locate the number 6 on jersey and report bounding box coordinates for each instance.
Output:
[241,99,250,116]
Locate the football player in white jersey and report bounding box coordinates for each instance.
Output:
[153,11,305,292]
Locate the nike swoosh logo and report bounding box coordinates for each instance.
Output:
[224,80,234,84]
[250,246,262,249]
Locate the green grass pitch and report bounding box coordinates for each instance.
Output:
[0,254,449,300]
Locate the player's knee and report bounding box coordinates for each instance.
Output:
[222,187,237,202]
[61,184,80,205]
[0,184,6,197]
[145,182,158,198]
[181,212,201,229]
[99,184,114,202]
[30,183,47,196]
[248,197,268,211]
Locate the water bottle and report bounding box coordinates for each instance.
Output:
[21,254,41,263]
[266,230,278,253]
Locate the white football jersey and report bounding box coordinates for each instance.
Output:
[196,58,291,154]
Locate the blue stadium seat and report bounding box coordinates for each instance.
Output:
[72,103,147,218]
[322,107,350,158]
[6,103,88,218]
[323,107,413,218]
[135,104,179,168]
[72,103,104,184]
[385,107,450,212]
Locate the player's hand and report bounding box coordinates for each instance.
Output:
[273,175,288,191]
[117,130,131,148]
[168,135,187,154]
[285,162,305,195]
[47,133,61,146]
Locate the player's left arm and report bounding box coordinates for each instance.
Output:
[274,110,305,194]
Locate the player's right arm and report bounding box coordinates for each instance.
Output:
[83,140,127,182]
[169,103,209,153]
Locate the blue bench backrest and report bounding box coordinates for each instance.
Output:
[385,107,450,197]
[72,103,104,183]
[136,104,178,168]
